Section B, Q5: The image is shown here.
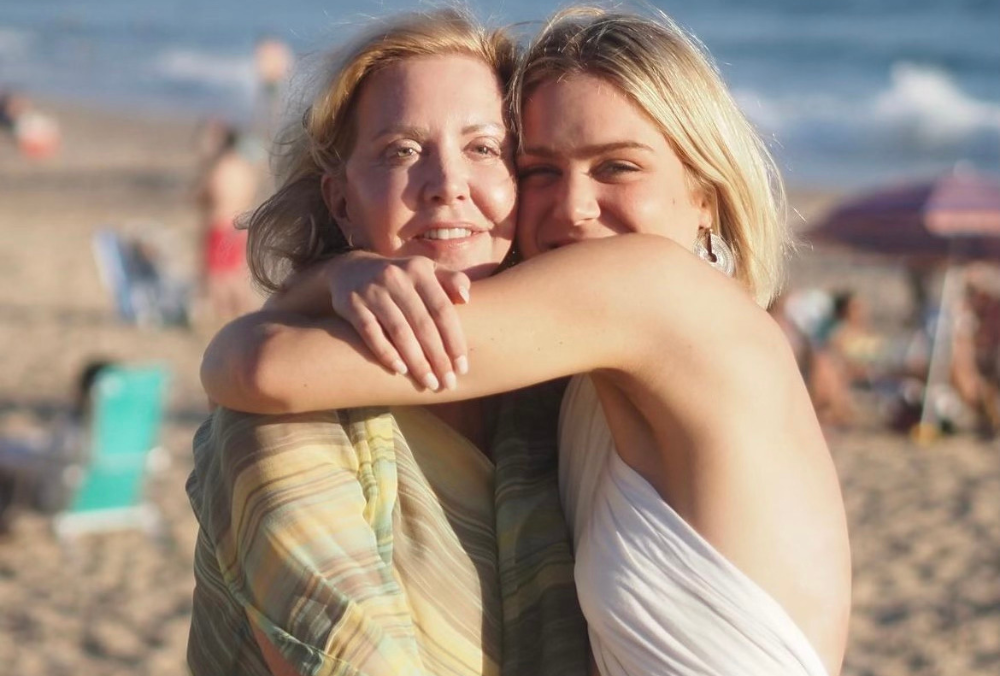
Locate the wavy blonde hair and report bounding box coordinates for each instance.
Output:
[513,6,788,306]
[246,8,518,292]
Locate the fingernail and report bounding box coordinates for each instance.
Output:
[422,373,440,391]
[457,286,470,303]
[455,355,469,375]
[392,360,408,375]
[443,371,457,390]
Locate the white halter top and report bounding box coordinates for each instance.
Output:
[558,375,829,676]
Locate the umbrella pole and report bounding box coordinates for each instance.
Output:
[914,256,964,444]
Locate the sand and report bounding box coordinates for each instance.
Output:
[0,100,997,676]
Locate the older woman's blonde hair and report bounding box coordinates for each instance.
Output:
[513,6,788,307]
[246,8,518,292]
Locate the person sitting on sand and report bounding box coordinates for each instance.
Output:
[0,360,115,529]
[0,90,60,159]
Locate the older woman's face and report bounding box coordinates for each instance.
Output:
[325,54,515,280]
[516,73,710,259]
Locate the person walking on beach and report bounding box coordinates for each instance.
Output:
[194,121,260,324]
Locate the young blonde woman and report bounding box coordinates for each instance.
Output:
[187,10,587,676]
[202,7,852,676]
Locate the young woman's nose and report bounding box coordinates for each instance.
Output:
[555,173,600,228]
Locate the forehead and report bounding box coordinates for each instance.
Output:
[521,73,664,148]
[354,54,505,129]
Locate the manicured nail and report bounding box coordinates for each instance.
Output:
[454,355,469,375]
[392,360,408,375]
[422,373,440,391]
[443,371,457,390]
[457,286,470,303]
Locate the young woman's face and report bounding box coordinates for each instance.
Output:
[516,73,711,259]
[326,54,516,280]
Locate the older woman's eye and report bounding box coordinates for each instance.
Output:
[469,140,502,158]
[384,143,419,162]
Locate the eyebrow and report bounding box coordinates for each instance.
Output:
[371,122,506,140]
[519,141,654,158]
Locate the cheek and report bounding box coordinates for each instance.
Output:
[347,179,410,248]
[514,187,547,257]
[627,184,701,244]
[474,168,517,223]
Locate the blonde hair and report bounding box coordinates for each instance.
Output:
[514,6,788,306]
[246,9,518,292]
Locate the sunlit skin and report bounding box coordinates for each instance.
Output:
[202,60,850,676]
[323,54,516,282]
[517,73,711,258]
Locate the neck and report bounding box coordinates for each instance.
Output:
[424,399,490,458]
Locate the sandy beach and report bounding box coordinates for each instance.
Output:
[0,101,997,675]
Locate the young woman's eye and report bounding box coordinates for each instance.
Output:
[597,161,640,177]
[516,164,558,181]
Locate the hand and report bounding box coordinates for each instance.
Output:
[326,252,470,391]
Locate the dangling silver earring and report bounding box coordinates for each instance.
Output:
[694,226,735,277]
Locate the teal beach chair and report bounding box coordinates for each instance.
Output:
[53,364,169,539]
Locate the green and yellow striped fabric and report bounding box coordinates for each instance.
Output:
[186,381,587,676]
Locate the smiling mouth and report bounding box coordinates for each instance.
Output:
[418,227,476,241]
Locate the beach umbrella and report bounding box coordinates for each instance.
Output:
[809,170,1000,441]
[809,170,1000,261]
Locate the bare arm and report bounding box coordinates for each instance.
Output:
[201,234,768,414]
[201,234,852,672]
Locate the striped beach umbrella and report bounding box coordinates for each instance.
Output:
[810,170,1000,261]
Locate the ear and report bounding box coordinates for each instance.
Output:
[694,184,717,232]
[321,173,352,226]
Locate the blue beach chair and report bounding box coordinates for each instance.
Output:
[92,228,189,327]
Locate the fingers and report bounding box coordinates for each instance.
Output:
[329,255,470,391]
[376,261,453,389]
[345,302,410,378]
[345,298,441,390]
[440,270,472,306]
[421,269,470,374]
[402,276,464,388]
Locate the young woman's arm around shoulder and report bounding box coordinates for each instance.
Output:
[202,233,851,673]
[203,234,748,412]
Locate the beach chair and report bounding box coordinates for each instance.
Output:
[52,364,169,539]
[92,228,189,327]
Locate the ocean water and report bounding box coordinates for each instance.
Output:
[1,0,997,187]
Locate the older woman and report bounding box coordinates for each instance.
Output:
[202,7,851,676]
[187,10,586,676]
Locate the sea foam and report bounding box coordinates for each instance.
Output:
[737,62,1000,153]
[153,48,256,93]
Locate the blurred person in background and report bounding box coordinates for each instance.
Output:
[193,120,261,325]
[0,360,114,531]
[951,269,1000,437]
[0,89,60,159]
[253,35,294,142]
